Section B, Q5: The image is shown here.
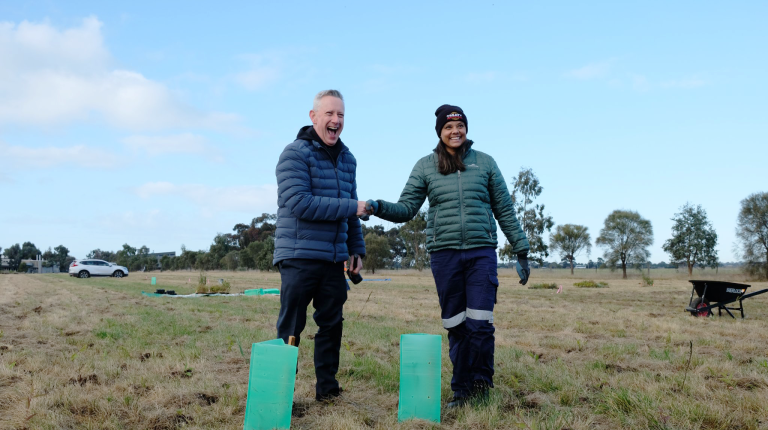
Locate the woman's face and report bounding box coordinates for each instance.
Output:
[440,120,467,153]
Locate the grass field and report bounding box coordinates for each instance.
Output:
[1,268,767,429]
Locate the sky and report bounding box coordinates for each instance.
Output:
[1,1,766,263]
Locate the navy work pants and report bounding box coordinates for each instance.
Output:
[276,259,347,396]
[430,246,499,398]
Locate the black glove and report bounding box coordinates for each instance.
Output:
[516,254,530,285]
[347,254,363,284]
[359,200,378,222]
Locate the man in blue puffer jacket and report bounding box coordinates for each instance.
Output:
[274,89,367,402]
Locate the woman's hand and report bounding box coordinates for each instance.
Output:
[516,254,530,285]
[365,200,379,215]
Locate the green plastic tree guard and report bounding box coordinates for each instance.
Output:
[151,277,156,285]
[243,339,299,430]
[398,333,441,423]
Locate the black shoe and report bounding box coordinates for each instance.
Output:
[445,395,470,409]
[315,387,343,402]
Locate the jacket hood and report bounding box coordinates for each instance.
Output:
[297,125,347,150]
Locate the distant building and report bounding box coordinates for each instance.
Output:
[147,252,176,269]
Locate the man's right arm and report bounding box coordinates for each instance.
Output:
[277,146,358,222]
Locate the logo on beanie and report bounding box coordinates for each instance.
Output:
[446,112,463,121]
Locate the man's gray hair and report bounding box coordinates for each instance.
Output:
[313,89,344,111]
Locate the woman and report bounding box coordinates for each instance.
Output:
[365,104,530,407]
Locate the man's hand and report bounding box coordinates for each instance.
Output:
[356,201,368,217]
[516,254,530,285]
[347,254,363,284]
[349,254,363,275]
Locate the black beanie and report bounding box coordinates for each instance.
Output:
[435,104,468,137]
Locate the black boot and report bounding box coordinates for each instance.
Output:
[445,395,470,409]
[315,387,344,403]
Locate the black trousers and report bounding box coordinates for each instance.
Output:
[276,259,347,396]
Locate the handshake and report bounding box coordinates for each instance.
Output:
[356,200,379,221]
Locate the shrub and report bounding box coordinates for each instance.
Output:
[642,274,654,286]
[196,271,208,294]
[17,262,28,273]
[210,279,231,294]
[529,283,558,290]
[574,280,609,288]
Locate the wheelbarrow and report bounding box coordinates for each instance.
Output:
[685,280,768,318]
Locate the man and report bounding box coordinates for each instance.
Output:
[273,89,367,402]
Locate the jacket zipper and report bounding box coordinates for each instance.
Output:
[487,208,494,239]
[458,170,465,248]
[432,208,439,246]
[320,144,343,263]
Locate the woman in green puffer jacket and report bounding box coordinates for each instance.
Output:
[365,104,530,408]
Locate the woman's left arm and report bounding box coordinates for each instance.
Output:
[488,158,530,255]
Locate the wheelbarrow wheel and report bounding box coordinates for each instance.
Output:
[691,297,710,317]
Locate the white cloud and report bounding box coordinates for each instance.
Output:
[0,142,119,168]
[565,60,613,80]
[0,16,240,130]
[236,68,280,91]
[661,76,708,89]
[234,53,282,91]
[134,181,278,214]
[122,133,220,159]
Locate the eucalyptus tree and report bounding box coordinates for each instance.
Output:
[662,203,718,276]
[596,210,653,279]
[3,244,21,271]
[550,224,592,275]
[399,210,429,270]
[501,168,554,265]
[736,192,768,280]
[364,233,391,274]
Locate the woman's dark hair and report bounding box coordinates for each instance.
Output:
[434,140,470,175]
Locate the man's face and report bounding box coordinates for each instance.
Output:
[309,96,345,146]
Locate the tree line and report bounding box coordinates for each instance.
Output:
[1,243,73,272]
[365,170,768,281]
[4,172,767,281]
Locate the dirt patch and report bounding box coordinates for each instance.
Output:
[170,369,193,379]
[69,402,99,417]
[605,364,637,373]
[0,375,22,387]
[69,374,99,387]
[522,392,548,409]
[146,411,193,430]
[132,384,152,396]
[735,377,767,390]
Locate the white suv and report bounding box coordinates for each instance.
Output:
[69,260,129,278]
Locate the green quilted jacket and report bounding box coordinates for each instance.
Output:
[376,143,530,254]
